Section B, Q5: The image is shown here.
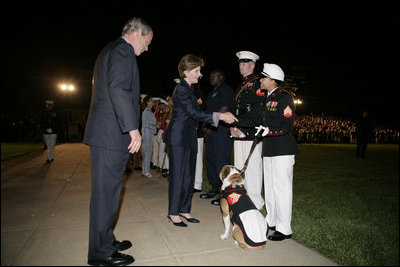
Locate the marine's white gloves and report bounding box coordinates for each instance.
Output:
[255,125,269,137]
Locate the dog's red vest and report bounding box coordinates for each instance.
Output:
[222,185,266,247]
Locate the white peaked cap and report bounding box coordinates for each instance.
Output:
[159,99,168,105]
[236,51,259,63]
[259,63,285,82]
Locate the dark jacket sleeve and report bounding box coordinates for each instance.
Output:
[107,42,139,132]
[175,85,214,124]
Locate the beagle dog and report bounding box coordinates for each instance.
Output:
[219,165,267,249]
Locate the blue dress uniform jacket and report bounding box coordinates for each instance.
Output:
[261,88,298,157]
[164,79,214,152]
[205,82,235,187]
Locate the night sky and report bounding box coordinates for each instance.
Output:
[3,1,399,126]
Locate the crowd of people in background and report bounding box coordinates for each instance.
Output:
[0,109,397,146]
[292,113,399,144]
[3,110,398,145]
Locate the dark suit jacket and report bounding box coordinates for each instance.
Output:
[164,79,215,152]
[83,37,141,152]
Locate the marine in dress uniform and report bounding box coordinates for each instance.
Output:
[230,51,265,210]
[194,85,207,192]
[42,100,58,164]
[254,63,299,241]
[200,70,235,204]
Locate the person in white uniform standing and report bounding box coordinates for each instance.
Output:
[229,51,265,210]
[254,63,299,241]
[42,100,58,164]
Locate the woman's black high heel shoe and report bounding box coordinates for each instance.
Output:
[179,214,200,223]
[167,215,187,227]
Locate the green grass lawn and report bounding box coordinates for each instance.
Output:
[1,142,45,162]
[202,143,398,265]
[293,144,399,266]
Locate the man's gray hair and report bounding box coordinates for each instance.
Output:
[122,17,152,36]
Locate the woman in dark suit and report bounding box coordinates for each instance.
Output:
[164,54,237,227]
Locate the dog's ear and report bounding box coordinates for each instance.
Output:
[229,173,243,184]
[220,165,231,180]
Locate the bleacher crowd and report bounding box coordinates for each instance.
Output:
[2,109,399,145]
[293,114,399,144]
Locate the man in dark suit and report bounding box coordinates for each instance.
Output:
[83,17,153,266]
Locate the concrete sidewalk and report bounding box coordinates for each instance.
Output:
[1,143,338,266]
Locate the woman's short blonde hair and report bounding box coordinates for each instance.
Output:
[178,54,205,78]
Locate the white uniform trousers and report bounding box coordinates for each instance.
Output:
[157,130,169,170]
[233,140,264,210]
[151,134,159,167]
[43,133,57,161]
[194,137,204,190]
[263,155,295,235]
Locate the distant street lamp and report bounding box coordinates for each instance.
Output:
[57,82,76,143]
[59,83,75,92]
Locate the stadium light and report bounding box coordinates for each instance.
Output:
[294,99,303,105]
[59,83,75,92]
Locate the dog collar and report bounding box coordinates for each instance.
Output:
[223,184,243,191]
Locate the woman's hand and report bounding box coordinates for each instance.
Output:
[220,112,238,124]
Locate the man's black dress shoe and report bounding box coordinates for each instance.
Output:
[167,216,187,227]
[199,191,217,199]
[113,240,132,251]
[179,214,200,223]
[267,231,292,241]
[193,189,202,193]
[87,252,134,266]
[44,159,54,165]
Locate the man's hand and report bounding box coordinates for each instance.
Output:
[128,129,142,154]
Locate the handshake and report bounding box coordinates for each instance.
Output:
[255,125,269,137]
[219,112,238,124]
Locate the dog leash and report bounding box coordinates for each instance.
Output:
[239,134,262,176]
